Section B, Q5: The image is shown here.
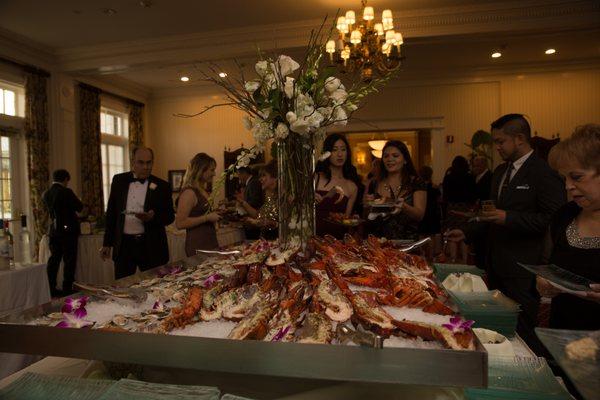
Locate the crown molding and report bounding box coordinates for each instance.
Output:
[55,0,600,74]
[74,74,151,103]
[0,26,56,71]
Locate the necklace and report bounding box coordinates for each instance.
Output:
[384,182,403,200]
[566,219,600,249]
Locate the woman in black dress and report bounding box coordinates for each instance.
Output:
[537,124,600,330]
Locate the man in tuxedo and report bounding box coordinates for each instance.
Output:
[101,147,175,279]
[42,169,83,296]
[472,156,492,201]
[235,166,263,240]
[447,114,565,353]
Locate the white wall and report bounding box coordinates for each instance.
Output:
[149,67,600,183]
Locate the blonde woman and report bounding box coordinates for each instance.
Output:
[175,153,221,256]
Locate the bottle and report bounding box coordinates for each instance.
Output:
[0,219,9,270]
[19,215,32,265]
[4,220,14,267]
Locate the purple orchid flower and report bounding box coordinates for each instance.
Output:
[152,300,165,312]
[157,265,184,278]
[203,273,223,288]
[61,296,89,314]
[56,312,94,329]
[271,326,291,342]
[442,316,474,333]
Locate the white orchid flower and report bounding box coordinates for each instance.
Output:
[319,151,331,161]
[324,77,342,93]
[283,77,295,99]
[275,123,289,140]
[255,60,269,77]
[272,55,300,76]
[244,80,260,93]
[286,111,298,123]
[333,107,348,126]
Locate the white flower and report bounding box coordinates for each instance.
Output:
[255,60,269,77]
[345,102,358,112]
[272,55,300,77]
[286,111,297,123]
[290,118,310,135]
[274,123,289,140]
[324,77,342,93]
[306,110,324,128]
[295,93,315,117]
[330,88,348,104]
[283,77,295,99]
[316,107,333,120]
[333,107,348,126]
[236,150,255,168]
[244,80,260,93]
[319,151,331,161]
[242,115,254,131]
[259,107,271,119]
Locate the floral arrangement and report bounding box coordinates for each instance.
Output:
[177,18,395,247]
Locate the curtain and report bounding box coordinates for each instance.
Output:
[128,102,144,147]
[79,83,104,218]
[24,72,50,256]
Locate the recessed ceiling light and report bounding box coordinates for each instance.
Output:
[491,52,502,58]
[101,8,117,15]
[139,0,153,7]
[218,72,228,78]
[180,76,190,82]
[545,48,556,55]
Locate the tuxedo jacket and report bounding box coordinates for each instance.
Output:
[467,153,565,278]
[42,183,84,237]
[475,170,493,201]
[244,176,264,210]
[103,172,175,266]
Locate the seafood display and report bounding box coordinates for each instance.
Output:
[33,235,476,351]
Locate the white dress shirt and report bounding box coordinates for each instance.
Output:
[498,150,533,197]
[124,178,148,235]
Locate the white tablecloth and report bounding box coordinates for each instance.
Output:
[38,226,245,288]
[0,263,51,379]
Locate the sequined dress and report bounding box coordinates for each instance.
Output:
[257,192,278,240]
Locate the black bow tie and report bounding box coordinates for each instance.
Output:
[131,177,147,184]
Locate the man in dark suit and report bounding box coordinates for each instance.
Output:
[100,147,175,279]
[447,114,566,353]
[235,166,263,240]
[472,156,492,201]
[42,169,83,296]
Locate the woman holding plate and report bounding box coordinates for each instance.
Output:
[364,140,427,240]
[537,124,600,330]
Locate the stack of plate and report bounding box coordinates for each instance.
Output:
[433,263,485,282]
[465,356,572,399]
[450,290,520,337]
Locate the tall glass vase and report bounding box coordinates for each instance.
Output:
[277,133,315,250]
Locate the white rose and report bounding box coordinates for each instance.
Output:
[290,118,310,135]
[283,77,295,99]
[345,102,358,112]
[255,60,269,77]
[242,115,254,131]
[317,107,333,120]
[307,111,324,128]
[274,123,289,140]
[333,107,348,126]
[286,111,297,123]
[319,151,331,161]
[330,88,348,104]
[244,80,260,93]
[273,55,300,76]
[324,77,341,93]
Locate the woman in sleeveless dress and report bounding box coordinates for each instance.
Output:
[315,134,360,238]
[238,161,279,240]
[175,153,221,256]
[364,140,427,240]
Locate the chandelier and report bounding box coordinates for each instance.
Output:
[326,1,404,82]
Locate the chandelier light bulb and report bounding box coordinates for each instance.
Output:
[383,18,394,31]
[395,32,403,46]
[180,76,190,82]
[491,52,502,58]
[350,30,362,44]
[385,30,396,44]
[374,23,384,36]
[341,47,351,60]
[382,42,392,55]
[345,10,356,26]
[336,16,348,33]
[363,6,374,21]
[326,40,336,53]
[545,48,556,55]
[382,9,393,20]
[218,72,227,78]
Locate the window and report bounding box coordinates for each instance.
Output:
[0,136,11,219]
[0,81,25,117]
[100,107,129,209]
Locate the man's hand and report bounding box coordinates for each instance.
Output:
[444,229,466,243]
[479,209,507,225]
[100,246,112,261]
[135,210,155,222]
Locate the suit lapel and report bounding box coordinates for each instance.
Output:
[143,175,154,212]
[492,163,508,203]
[120,172,133,212]
[499,154,535,205]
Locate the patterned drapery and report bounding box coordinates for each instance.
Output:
[24,72,50,256]
[128,102,144,147]
[79,83,104,218]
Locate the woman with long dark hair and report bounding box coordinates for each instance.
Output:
[315,133,361,238]
[243,160,279,240]
[364,140,427,240]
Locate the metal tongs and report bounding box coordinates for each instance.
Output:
[336,323,383,348]
[394,237,431,252]
[73,282,148,303]
[196,249,241,256]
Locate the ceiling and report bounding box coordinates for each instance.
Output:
[0,0,504,48]
[1,0,599,95]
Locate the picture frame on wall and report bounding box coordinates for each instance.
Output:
[168,170,185,192]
